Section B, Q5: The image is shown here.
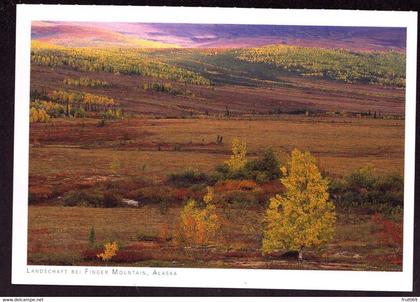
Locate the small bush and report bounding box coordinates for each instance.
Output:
[63,191,91,207]
[97,241,119,261]
[63,190,122,208]
[330,167,404,211]
[245,149,281,182]
[70,108,87,118]
[177,187,221,246]
[255,172,270,184]
[214,163,248,180]
[168,169,214,187]
[215,149,283,184]
[371,213,403,250]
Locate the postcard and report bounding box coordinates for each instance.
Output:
[12,5,417,290]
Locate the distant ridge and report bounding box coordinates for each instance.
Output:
[31,21,406,51]
[32,23,180,48]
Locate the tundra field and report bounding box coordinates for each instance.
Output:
[28,23,406,270]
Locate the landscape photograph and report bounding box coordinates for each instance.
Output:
[27,21,406,271]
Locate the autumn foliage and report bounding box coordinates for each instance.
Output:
[371,213,403,249]
[97,241,119,261]
[262,149,336,257]
[30,107,50,123]
[225,137,247,172]
[178,187,221,246]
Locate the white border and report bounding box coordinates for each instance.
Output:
[13,5,417,291]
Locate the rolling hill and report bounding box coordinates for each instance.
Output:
[31,22,180,48]
[31,21,406,51]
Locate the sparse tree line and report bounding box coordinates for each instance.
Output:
[237,45,406,87]
[203,105,403,120]
[63,77,110,88]
[30,89,123,122]
[140,81,195,97]
[31,42,211,85]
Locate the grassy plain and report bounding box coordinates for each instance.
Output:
[28,116,404,270]
[28,205,402,270]
[29,116,404,185]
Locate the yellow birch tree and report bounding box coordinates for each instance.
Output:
[178,186,220,246]
[262,149,336,259]
[225,137,247,172]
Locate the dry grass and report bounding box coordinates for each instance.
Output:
[30,117,404,182]
[28,205,402,270]
[31,65,405,116]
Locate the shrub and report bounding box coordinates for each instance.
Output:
[215,148,283,184]
[101,110,121,120]
[63,191,90,207]
[168,169,214,187]
[344,165,377,191]
[330,167,404,210]
[70,108,87,118]
[63,190,122,208]
[371,213,403,250]
[255,172,270,184]
[177,187,221,246]
[245,149,281,182]
[97,241,119,261]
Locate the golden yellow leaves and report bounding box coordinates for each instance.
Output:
[178,186,221,246]
[262,149,336,256]
[97,241,119,261]
[225,137,247,172]
[203,186,214,205]
[30,107,50,123]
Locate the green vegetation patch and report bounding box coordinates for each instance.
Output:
[238,45,406,87]
[31,43,211,85]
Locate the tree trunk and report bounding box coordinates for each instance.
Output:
[298,246,304,261]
